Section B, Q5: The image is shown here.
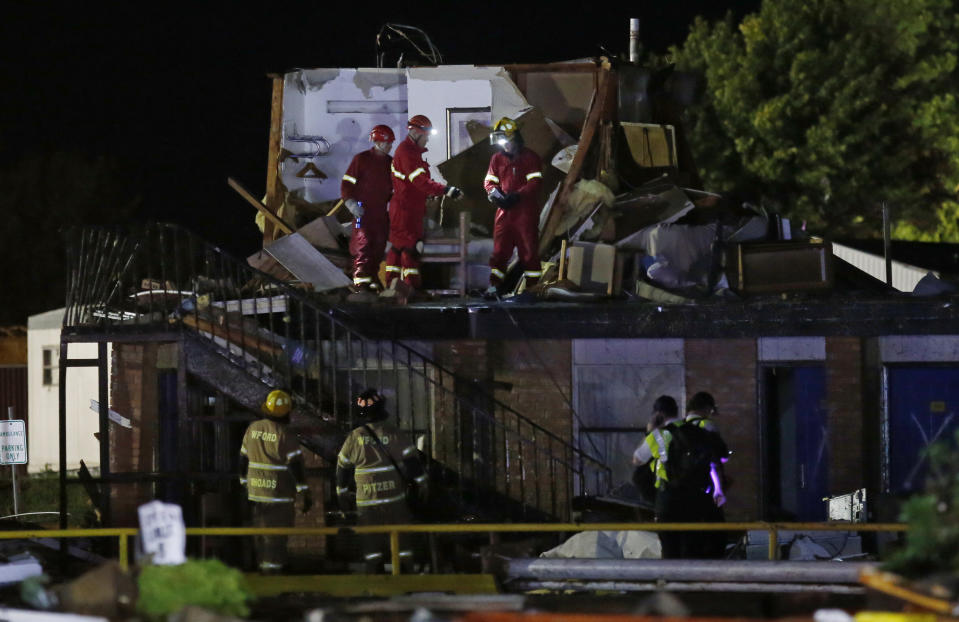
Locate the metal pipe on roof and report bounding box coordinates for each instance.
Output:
[510,580,867,594]
[629,19,641,64]
[504,558,874,584]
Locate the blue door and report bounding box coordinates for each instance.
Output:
[793,367,829,520]
[887,367,959,494]
[765,365,829,521]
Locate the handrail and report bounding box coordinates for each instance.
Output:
[0,522,906,573]
[62,222,613,520]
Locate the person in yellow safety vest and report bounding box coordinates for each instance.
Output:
[336,388,428,573]
[632,395,684,492]
[632,394,729,559]
[240,389,312,573]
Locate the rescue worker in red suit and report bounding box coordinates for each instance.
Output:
[386,115,462,291]
[483,117,544,298]
[342,125,394,292]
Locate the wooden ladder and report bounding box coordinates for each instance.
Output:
[422,211,471,298]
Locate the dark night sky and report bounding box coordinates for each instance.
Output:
[2,2,760,258]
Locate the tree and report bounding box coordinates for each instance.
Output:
[671,0,959,240]
[0,151,141,325]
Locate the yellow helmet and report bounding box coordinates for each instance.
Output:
[262,389,292,417]
[490,117,519,145]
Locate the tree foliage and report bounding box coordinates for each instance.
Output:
[883,429,959,577]
[671,0,959,240]
[0,151,141,324]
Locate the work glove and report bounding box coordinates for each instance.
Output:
[502,192,521,209]
[444,185,463,200]
[345,198,364,218]
[300,489,313,514]
[487,187,506,207]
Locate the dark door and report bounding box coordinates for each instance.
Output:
[887,366,959,494]
[763,366,829,521]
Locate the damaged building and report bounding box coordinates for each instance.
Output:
[52,52,959,569]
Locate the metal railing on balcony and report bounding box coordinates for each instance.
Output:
[64,223,612,521]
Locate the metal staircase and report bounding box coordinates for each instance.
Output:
[63,223,611,522]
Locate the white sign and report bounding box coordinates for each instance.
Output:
[138,501,187,565]
[0,420,27,465]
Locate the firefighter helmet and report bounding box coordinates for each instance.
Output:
[407,114,434,133]
[355,387,386,421]
[490,117,519,145]
[262,389,292,417]
[369,124,395,143]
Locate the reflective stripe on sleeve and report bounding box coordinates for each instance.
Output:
[336,486,350,494]
[391,164,406,180]
[402,446,416,457]
[408,167,425,181]
[342,174,358,184]
[485,174,500,183]
[286,449,302,461]
[337,453,352,467]
[526,171,543,180]
[240,446,248,455]
[414,474,428,484]
[354,276,373,285]
[401,268,420,278]
[385,265,401,274]
[524,270,542,278]
[296,484,309,492]
[491,268,505,279]
[249,462,288,471]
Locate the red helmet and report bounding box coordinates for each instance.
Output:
[369,125,395,143]
[407,114,433,132]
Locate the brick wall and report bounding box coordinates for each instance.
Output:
[110,343,159,526]
[685,339,758,521]
[826,337,865,495]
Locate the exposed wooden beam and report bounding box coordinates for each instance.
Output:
[264,73,285,245]
[228,177,294,235]
[538,67,614,256]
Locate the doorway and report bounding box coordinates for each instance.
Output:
[885,366,959,494]
[761,365,829,521]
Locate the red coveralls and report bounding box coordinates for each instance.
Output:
[341,148,393,289]
[483,147,544,288]
[386,136,447,289]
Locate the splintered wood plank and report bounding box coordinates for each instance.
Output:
[264,74,285,244]
[538,67,613,256]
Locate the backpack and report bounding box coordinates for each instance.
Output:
[664,422,726,492]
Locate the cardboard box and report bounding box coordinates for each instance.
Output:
[567,242,619,294]
[726,241,833,294]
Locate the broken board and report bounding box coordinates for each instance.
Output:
[265,233,352,292]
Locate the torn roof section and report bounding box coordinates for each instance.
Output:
[281,65,535,206]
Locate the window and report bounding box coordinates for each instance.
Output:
[446,107,492,160]
[42,347,58,386]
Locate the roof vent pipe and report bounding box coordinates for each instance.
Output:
[629,18,641,64]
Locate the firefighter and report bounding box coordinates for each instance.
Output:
[342,124,395,293]
[385,114,462,294]
[482,117,544,298]
[239,389,312,573]
[336,388,428,573]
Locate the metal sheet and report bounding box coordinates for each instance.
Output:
[265,233,352,292]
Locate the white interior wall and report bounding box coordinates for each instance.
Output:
[408,65,530,184]
[27,310,105,473]
[283,68,407,203]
